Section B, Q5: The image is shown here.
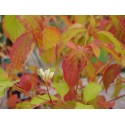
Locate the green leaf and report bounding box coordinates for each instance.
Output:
[112,78,122,97]
[2,15,25,42]
[31,94,57,105]
[97,31,122,53]
[53,82,69,98]
[110,16,119,31]
[99,48,108,63]
[75,102,94,109]
[75,16,89,25]
[90,16,96,28]
[99,44,121,63]
[61,24,85,44]
[57,24,86,58]
[83,82,102,102]
[16,101,33,109]
[0,68,15,97]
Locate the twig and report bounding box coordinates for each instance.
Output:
[108,94,125,102]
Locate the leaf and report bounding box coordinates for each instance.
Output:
[62,50,87,88]
[64,87,77,101]
[53,81,69,98]
[97,31,122,53]
[40,26,60,64]
[16,101,33,109]
[75,16,89,25]
[31,94,57,105]
[98,48,108,63]
[42,26,60,49]
[40,48,57,64]
[112,78,122,97]
[0,68,15,97]
[99,43,121,63]
[7,94,18,108]
[85,60,96,80]
[57,24,86,58]
[2,15,25,42]
[10,33,34,69]
[97,95,115,109]
[18,74,32,92]
[17,16,43,49]
[91,44,100,58]
[90,16,96,28]
[61,24,85,44]
[102,64,121,91]
[75,102,94,109]
[83,82,102,102]
[110,16,119,31]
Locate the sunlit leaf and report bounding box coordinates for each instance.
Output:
[2,15,25,42]
[83,82,102,102]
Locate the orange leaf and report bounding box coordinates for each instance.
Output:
[97,96,115,109]
[102,64,121,91]
[10,33,34,69]
[17,16,43,49]
[7,94,18,109]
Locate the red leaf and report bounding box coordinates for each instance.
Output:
[19,74,38,92]
[64,88,77,101]
[7,94,18,108]
[10,33,34,69]
[62,50,87,88]
[102,64,121,91]
[97,96,115,109]
[19,74,32,92]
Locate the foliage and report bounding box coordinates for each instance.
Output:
[0,15,125,109]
